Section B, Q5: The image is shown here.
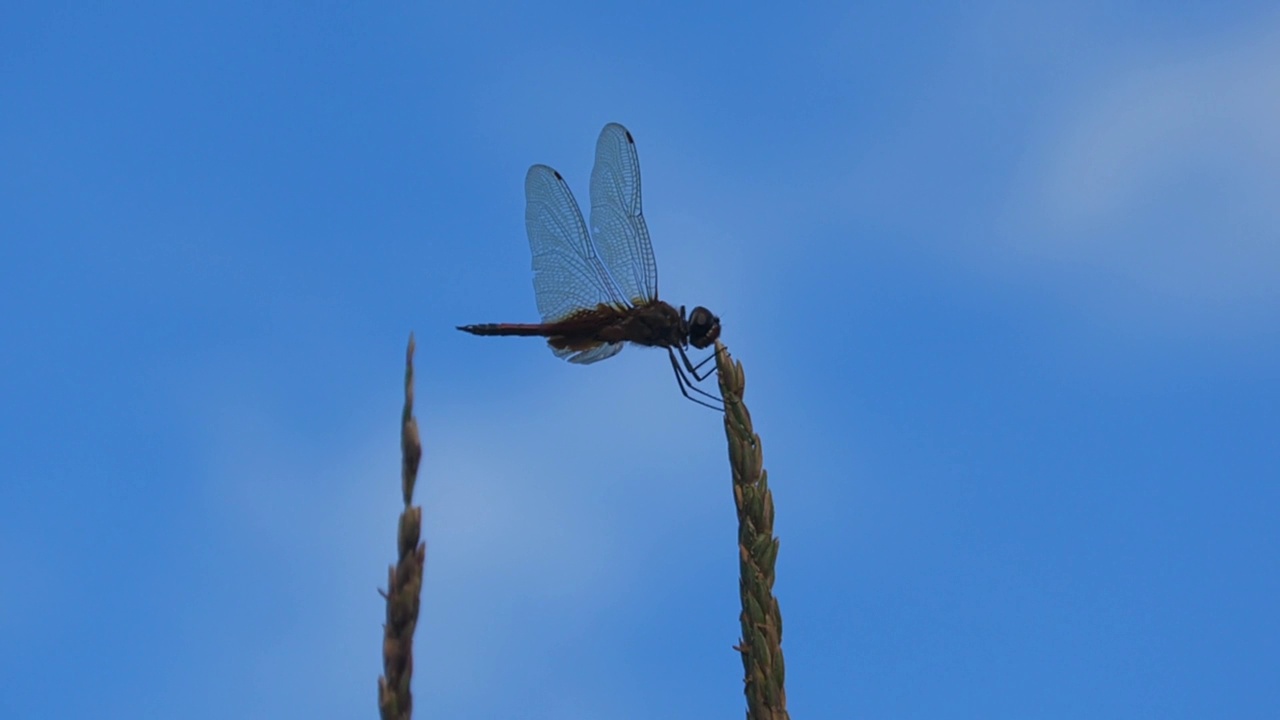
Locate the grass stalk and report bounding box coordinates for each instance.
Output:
[378,334,425,720]
[716,341,789,720]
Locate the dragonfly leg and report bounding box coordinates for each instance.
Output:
[675,344,724,382]
[667,348,724,411]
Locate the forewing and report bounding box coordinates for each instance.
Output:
[590,123,659,305]
[525,164,628,323]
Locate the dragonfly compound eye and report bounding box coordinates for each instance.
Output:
[687,306,721,349]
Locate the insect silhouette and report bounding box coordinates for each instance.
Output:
[458,123,723,409]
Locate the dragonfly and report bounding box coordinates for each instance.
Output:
[458,123,723,409]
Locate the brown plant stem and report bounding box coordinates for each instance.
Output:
[378,334,425,720]
[716,341,789,720]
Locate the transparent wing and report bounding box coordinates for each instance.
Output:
[590,123,659,305]
[554,342,624,364]
[525,164,629,323]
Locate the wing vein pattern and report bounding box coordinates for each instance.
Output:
[524,163,627,364]
[590,123,659,306]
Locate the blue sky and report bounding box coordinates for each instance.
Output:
[2,2,1278,717]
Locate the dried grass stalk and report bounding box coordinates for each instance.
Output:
[378,334,425,720]
[716,341,789,720]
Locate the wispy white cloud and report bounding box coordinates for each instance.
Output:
[1006,14,1280,334]
[1033,30,1280,226]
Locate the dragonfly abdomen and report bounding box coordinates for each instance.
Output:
[456,323,558,337]
[458,322,610,359]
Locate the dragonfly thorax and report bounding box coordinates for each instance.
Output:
[612,301,690,348]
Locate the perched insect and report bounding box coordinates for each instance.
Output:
[458,123,722,409]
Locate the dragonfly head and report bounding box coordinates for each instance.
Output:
[686,305,721,349]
